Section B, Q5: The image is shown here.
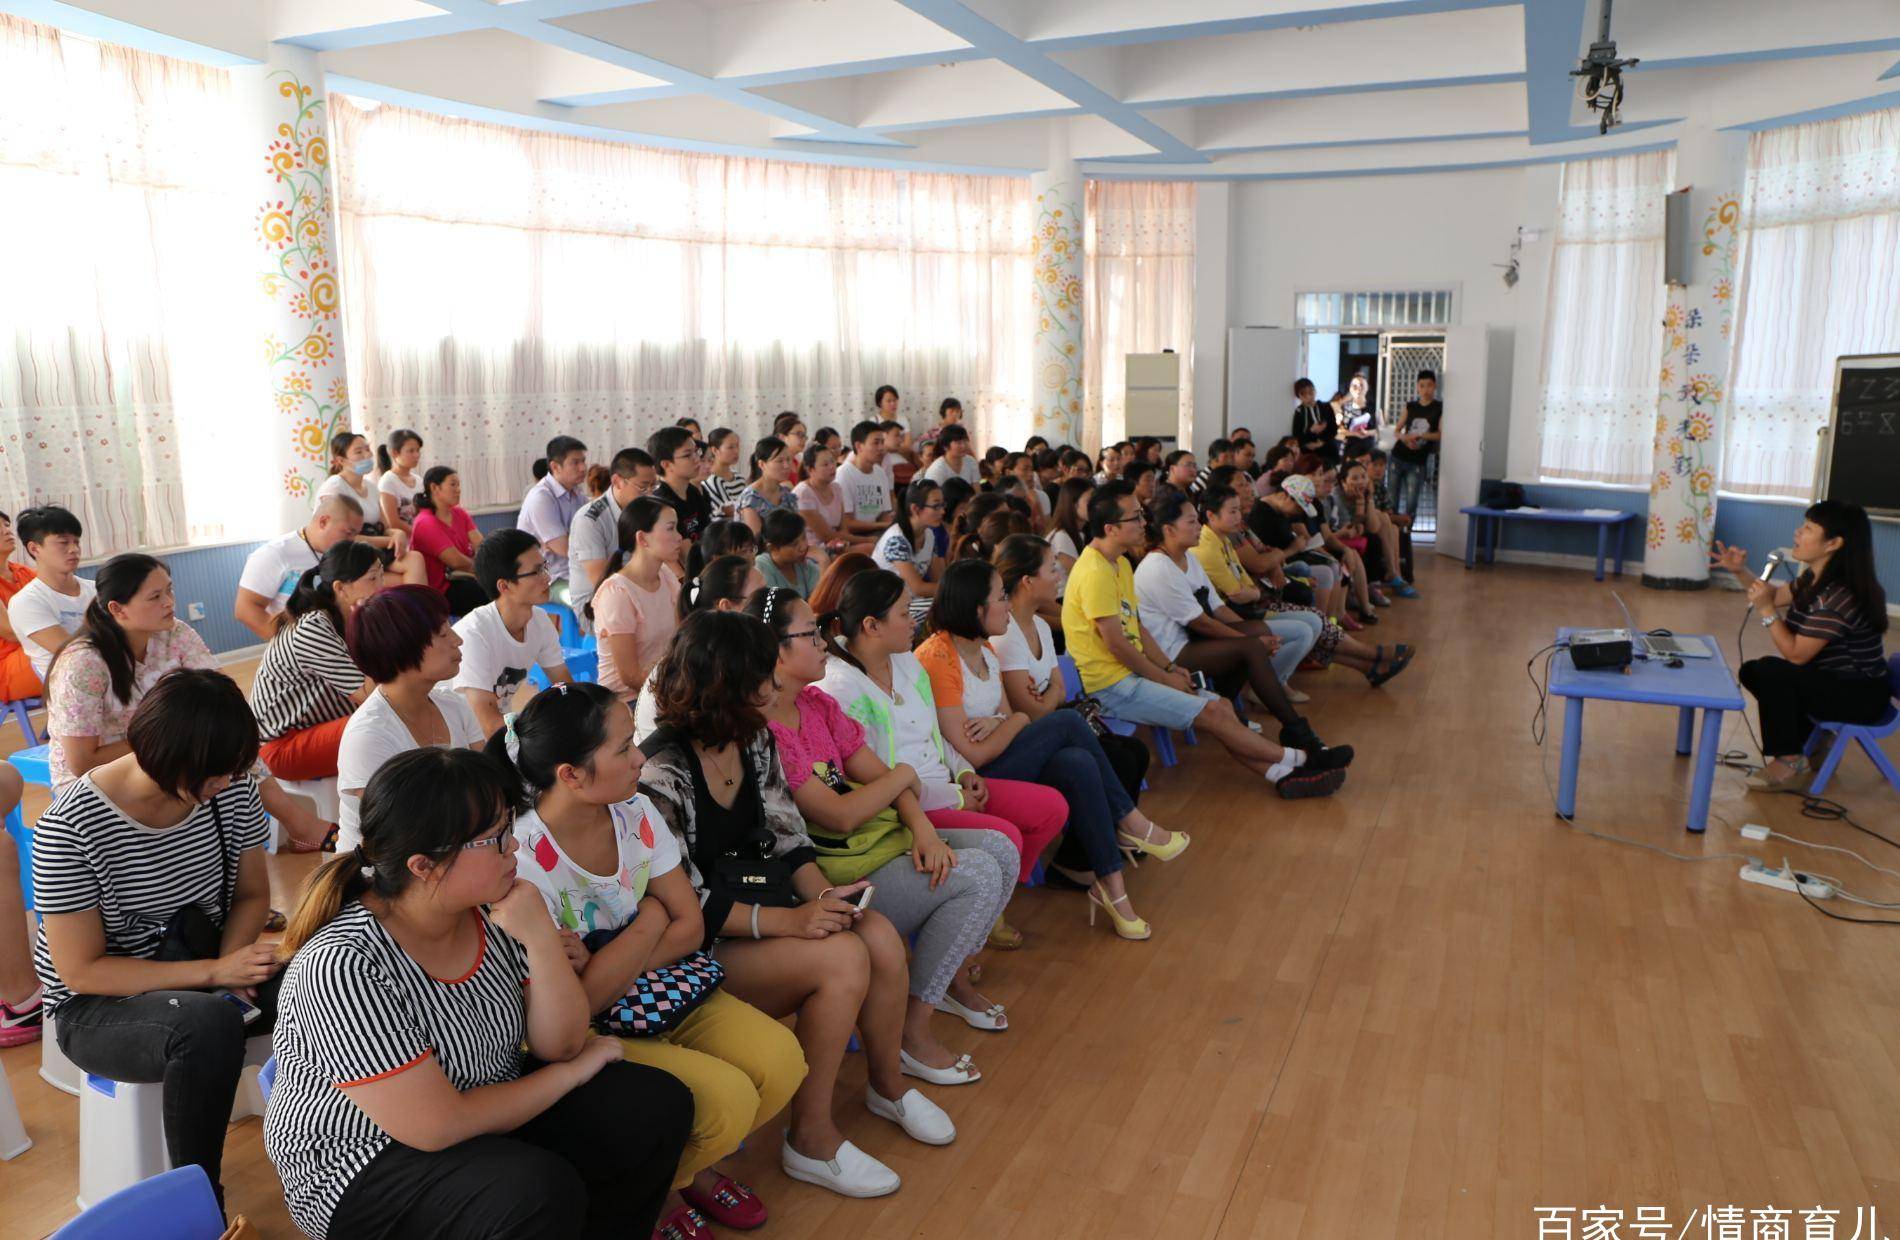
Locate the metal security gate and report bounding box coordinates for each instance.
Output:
[1377,334,1445,540]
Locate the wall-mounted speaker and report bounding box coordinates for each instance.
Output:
[1664,187,1691,286]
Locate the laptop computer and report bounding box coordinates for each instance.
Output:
[1612,590,1714,659]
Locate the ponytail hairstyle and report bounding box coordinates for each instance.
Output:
[280,748,518,959]
[925,558,996,640]
[746,435,787,484]
[980,445,1008,482]
[64,553,167,705]
[742,585,800,644]
[819,567,907,671]
[952,491,1008,551]
[807,551,875,619]
[1050,476,1095,551]
[414,465,457,520]
[680,553,758,621]
[328,431,366,477]
[705,427,738,461]
[950,506,1028,563]
[287,540,382,637]
[684,519,758,582]
[1793,500,1890,632]
[993,533,1051,598]
[894,479,940,548]
[1152,486,1199,548]
[487,679,622,799]
[376,427,422,473]
[939,477,975,533]
[600,496,673,590]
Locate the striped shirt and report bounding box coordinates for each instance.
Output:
[31,774,270,1016]
[1787,582,1890,681]
[702,474,744,518]
[266,903,530,1239]
[252,611,361,741]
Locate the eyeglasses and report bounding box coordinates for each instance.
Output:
[779,628,824,648]
[920,502,945,511]
[462,824,518,852]
[1106,514,1146,527]
[505,562,551,580]
[673,449,703,463]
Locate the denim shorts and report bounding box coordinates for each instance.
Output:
[1092,672,1210,732]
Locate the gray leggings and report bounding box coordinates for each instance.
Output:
[865,829,1017,1004]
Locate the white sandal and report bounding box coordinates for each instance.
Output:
[933,994,1007,1031]
[899,1047,982,1085]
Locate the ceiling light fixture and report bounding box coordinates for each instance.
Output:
[1572,0,1639,134]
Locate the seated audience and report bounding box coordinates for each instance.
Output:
[1139,491,1349,759]
[37,670,276,1210]
[947,505,1029,567]
[518,435,590,606]
[737,436,802,541]
[1365,451,1416,584]
[1307,459,1387,621]
[923,425,980,487]
[1133,436,1163,466]
[0,509,44,701]
[1047,476,1093,603]
[1162,450,1199,494]
[1719,502,1894,792]
[501,683,803,1236]
[584,464,610,499]
[811,426,843,458]
[1331,459,1415,599]
[1061,484,1351,797]
[1124,459,1159,509]
[702,427,745,518]
[633,554,766,737]
[1095,444,1126,486]
[252,541,379,784]
[757,509,821,598]
[591,498,682,705]
[316,432,409,565]
[235,494,367,640]
[639,610,931,1199]
[649,426,715,562]
[979,445,1009,485]
[881,418,918,492]
[794,442,863,558]
[818,570,1053,950]
[410,465,488,615]
[375,428,425,538]
[917,562,1184,939]
[838,421,894,538]
[873,480,947,622]
[676,416,703,438]
[6,501,93,683]
[807,551,875,619]
[0,765,32,1044]
[569,447,657,629]
[269,747,692,1239]
[919,397,963,449]
[336,585,484,851]
[1193,440,1235,496]
[451,530,573,736]
[754,587,1010,1091]
[1244,481,1402,683]
[772,413,808,484]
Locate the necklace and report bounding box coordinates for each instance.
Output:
[699,744,741,788]
[866,660,904,706]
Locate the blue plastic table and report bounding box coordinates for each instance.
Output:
[1461,506,1636,581]
[1548,627,1745,833]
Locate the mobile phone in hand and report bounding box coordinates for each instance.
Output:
[217,990,263,1025]
[854,884,876,914]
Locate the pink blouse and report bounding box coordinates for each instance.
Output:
[591,566,680,698]
[767,686,865,791]
[47,621,218,787]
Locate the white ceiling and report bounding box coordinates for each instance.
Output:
[17,0,1900,177]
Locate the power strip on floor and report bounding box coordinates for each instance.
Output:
[1738,860,1833,899]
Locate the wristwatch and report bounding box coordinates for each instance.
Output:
[1758,611,1778,628]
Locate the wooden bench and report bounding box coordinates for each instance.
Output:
[1458,505,1636,582]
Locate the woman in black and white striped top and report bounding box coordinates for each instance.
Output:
[34,669,279,1210]
[266,746,693,1240]
[253,541,379,785]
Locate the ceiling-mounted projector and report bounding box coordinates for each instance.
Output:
[1571,0,1639,133]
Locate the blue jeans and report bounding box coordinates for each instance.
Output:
[1263,611,1322,680]
[979,710,1135,878]
[1390,456,1429,518]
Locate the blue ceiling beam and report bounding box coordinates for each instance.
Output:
[1085,129,1529,162]
[1084,137,1678,181]
[890,0,1207,163]
[1025,0,1519,53]
[1130,71,1526,112]
[1631,36,1900,74]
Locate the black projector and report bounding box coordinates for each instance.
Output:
[1568,628,1633,671]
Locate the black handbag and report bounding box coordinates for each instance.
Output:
[153,800,281,1020]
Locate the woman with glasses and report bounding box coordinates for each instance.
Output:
[268,747,694,1240]
[335,586,485,852]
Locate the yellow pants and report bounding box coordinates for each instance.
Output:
[614,989,807,1189]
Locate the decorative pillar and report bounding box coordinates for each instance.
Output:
[1643,128,1745,589]
[239,45,351,529]
[1030,130,1084,449]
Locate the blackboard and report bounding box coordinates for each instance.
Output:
[1821,355,1900,519]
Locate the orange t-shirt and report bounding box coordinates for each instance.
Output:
[914,629,1004,719]
[0,561,44,699]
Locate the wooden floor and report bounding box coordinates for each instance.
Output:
[6,553,1900,1240]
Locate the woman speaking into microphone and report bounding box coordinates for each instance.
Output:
[1711,500,1892,793]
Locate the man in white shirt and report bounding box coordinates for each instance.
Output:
[839,419,893,537]
[517,434,589,605]
[923,424,981,487]
[5,505,95,684]
[568,447,656,627]
[233,493,365,640]
[451,528,572,735]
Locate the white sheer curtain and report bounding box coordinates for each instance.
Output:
[1535,149,1675,485]
[1725,105,1900,498]
[1084,181,1195,456]
[0,15,260,553]
[330,98,1033,510]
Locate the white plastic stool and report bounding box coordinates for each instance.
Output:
[42,1010,80,1096]
[276,776,339,822]
[0,1058,30,1160]
[75,1034,273,1209]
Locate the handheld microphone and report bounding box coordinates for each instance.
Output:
[1758,552,1782,582]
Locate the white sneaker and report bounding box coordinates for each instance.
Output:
[866,1086,957,1146]
[780,1135,901,1198]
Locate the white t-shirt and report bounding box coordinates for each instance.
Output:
[838,460,892,525]
[335,687,484,851]
[238,530,319,619]
[1048,529,1079,598]
[817,653,970,813]
[924,456,981,487]
[449,604,566,707]
[1133,550,1217,662]
[313,472,375,516]
[956,643,1005,720]
[7,576,96,683]
[872,524,933,620]
[994,612,1058,699]
[377,470,422,526]
[513,796,681,936]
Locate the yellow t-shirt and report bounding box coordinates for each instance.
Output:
[1062,545,1141,693]
[1193,524,1255,600]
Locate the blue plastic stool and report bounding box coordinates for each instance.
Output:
[5,804,32,910]
[7,743,51,790]
[526,649,598,690]
[1803,654,1900,798]
[52,1165,224,1240]
[3,697,40,747]
[536,601,595,656]
[258,1055,277,1104]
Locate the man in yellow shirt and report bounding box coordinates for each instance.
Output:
[1061,483,1347,800]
